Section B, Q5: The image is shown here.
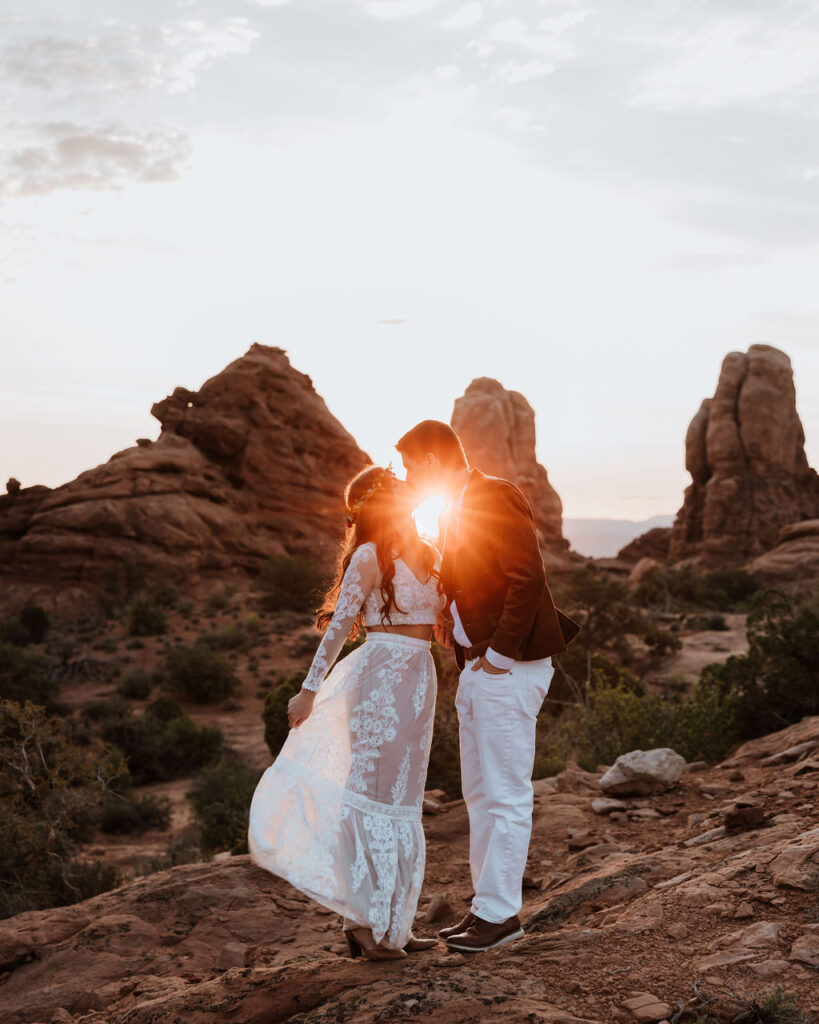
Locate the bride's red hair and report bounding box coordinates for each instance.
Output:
[316,465,436,638]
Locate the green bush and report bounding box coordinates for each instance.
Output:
[0,641,58,707]
[116,667,152,700]
[187,756,262,854]
[262,671,306,760]
[100,697,223,784]
[128,594,167,636]
[255,554,328,614]
[97,791,172,835]
[162,643,239,703]
[685,612,729,631]
[635,565,760,613]
[0,699,122,918]
[0,604,50,646]
[199,624,249,651]
[701,590,819,742]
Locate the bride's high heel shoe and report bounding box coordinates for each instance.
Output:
[344,926,407,961]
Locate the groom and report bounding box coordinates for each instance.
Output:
[397,420,581,953]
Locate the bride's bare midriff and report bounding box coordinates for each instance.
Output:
[366,624,434,640]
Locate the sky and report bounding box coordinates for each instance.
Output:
[1,0,818,520]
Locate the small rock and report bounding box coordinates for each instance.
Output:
[567,831,599,850]
[423,895,454,924]
[666,922,688,940]
[789,932,819,967]
[728,769,745,781]
[49,1011,72,1024]
[621,991,673,1022]
[217,940,249,969]
[600,749,687,796]
[522,873,542,891]
[723,799,765,832]
[629,808,661,820]
[683,826,727,847]
[733,902,754,919]
[433,954,465,967]
[747,959,788,979]
[684,760,709,773]
[591,797,627,815]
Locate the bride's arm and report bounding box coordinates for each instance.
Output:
[287,545,379,726]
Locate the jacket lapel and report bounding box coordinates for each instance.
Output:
[440,469,483,595]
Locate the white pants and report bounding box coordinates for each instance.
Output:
[455,656,554,924]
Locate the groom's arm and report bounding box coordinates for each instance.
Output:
[484,482,546,662]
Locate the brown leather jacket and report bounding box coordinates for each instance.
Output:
[439,469,581,669]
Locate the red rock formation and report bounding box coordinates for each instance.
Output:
[750,519,819,584]
[617,527,671,564]
[0,346,370,600]
[451,378,570,558]
[669,345,819,563]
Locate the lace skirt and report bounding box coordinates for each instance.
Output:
[248,633,437,949]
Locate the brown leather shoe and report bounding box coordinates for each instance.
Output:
[438,911,477,941]
[445,914,524,953]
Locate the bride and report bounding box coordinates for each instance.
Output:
[248,464,446,960]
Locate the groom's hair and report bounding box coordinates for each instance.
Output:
[396,420,468,471]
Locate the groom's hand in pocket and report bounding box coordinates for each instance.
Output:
[471,656,511,675]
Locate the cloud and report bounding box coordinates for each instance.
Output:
[441,3,483,30]
[2,18,259,94]
[630,13,819,112]
[0,123,192,197]
[364,0,439,20]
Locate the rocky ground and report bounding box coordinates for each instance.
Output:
[3,712,818,1024]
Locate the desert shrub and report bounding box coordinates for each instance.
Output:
[700,590,819,742]
[128,594,167,636]
[0,605,50,646]
[199,624,249,651]
[19,604,50,643]
[116,667,152,700]
[636,565,760,613]
[162,643,239,703]
[81,694,131,721]
[0,699,122,918]
[100,697,223,784]
[244,612,261,633]
[97,791,172,835]
[187,756,262,854]
[539,666,741,772]
[0,641,58,707]
[255,554,329,614]
[549,565,675,696]
[262,671,306,760]
[205,585,233,613]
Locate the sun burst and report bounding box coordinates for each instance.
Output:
[412,494,446,541]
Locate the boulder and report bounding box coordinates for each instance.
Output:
[669,345,819,564]
[599,749,687,796]
[751,518,819,582]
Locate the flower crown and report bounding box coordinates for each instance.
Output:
[345,466,395,527]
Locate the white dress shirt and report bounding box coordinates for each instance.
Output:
[449,479,515,671]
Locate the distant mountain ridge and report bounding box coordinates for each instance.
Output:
[564,515,675,558]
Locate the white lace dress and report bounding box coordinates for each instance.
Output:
[248,542,446,949]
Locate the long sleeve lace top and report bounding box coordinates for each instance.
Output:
[301,542,445,692]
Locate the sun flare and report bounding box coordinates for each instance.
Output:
[412,494,446,541]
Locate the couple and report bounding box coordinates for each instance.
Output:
[248,420,580,960]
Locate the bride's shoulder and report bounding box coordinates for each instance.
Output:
[348,541,379,568]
